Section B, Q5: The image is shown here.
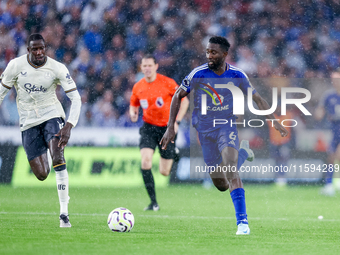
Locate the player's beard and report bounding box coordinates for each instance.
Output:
[32,56,46,66]
[208,58,224,71]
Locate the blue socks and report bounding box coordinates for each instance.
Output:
[325,164,334,184]
[230,188,248,225]
[237,148,248,170]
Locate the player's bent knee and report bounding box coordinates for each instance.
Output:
[35,171,49,181]
[215,185,228,192]
[212,179,229,192]
[141,162,152,169]
[159,169,170,176]
[30,157,50,182]
[141,158,153,169]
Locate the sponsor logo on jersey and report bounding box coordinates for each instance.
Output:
[212,93,224,106]
[24,83,47,93]
[156,97,164,107]
[20,71,27,77]
[207,105,229,111]
[198,82,223,106]
[198,82,225,114]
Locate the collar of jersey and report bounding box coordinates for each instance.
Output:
[27,55,47,69]
[210,63,230,76]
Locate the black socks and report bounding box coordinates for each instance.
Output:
[141,169,157,204]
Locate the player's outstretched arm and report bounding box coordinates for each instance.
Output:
[129,106,139,122]
[252,92,289,137]
[160,88,188,149]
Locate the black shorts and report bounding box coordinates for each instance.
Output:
[22,118,65,161]
[139,122,176,159]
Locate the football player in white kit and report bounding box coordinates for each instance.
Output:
[0,34,81,227]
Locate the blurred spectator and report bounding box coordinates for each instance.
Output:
[80,0,104,30]
[91,89,118,127]
[153,39,175,76]
[70,48,91,88]
[126,21,147,56]
[9,20,27,52]
[62,34,78,59]
[145,25,158,53]
[88,80,105,105]
[125,0,143,24]
[102,7,126,50]
[236,46,258,75]
[61,5,81,35]
[113,51,131,76]
[83,24,103,54]
[115,89,133,116]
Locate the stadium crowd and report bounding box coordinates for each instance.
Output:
[0,0,340,128]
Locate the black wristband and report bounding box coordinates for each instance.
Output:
[176,120,181,125]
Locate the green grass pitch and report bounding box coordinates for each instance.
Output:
[0,184,339,255]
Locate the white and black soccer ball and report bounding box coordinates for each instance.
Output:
[107,207,135,232]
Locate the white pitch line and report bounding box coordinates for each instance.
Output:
[0,211,339,222]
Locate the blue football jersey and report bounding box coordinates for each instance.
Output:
[180,63,256,132]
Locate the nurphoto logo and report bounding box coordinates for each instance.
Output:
[200,82,311,128]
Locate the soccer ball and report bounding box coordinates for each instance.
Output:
[107,207,135,232]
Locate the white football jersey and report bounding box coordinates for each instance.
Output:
[1,54,78,131]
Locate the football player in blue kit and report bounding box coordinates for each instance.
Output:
[315,69,340,196]
[160,36,288,235]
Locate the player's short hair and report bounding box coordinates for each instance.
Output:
[142,54,157,64]
[209,36,231,52]
[27,33,45,47]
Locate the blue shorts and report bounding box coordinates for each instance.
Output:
[198,125,239,167]
[21,118,65,161]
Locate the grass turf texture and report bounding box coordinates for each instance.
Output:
[0,184,339,255]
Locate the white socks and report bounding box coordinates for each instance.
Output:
[55,169,69,215]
